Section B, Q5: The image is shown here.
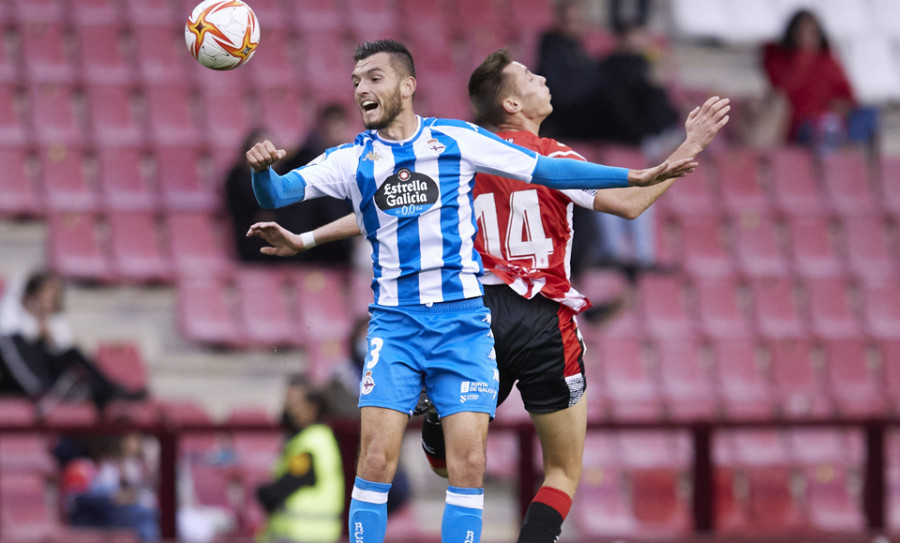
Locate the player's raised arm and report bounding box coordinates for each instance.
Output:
[530,154,698,190]
[247,140,307,209]
[247,214,361,257]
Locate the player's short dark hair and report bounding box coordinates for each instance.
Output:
[468,48,515,127]
[353,40,416,79]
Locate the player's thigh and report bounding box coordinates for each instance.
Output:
[357,406,410,482]
[440,410,491,487]
[530,393,588,478]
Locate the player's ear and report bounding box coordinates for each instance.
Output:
[502,96,520,115]
[402,76,416,99]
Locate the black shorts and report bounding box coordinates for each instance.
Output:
[483,284,586,414]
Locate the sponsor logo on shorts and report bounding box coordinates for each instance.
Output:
[459,380,496,403]
[361,371,376,395]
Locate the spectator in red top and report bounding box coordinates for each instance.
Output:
[763,9,875,149]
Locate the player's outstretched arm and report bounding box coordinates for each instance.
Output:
[247,140,309,209]
[246,139,287,173]
[626,158,698,187]
[247,214,361,257]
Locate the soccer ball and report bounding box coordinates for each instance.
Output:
[185,0,260,70]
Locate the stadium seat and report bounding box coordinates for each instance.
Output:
[346,0,398,41]
[0,84,28,146]
[85,84,146,148]
[256,86,311,145]
[154,146,219,212]
[0,33,20,82]
[144,84,202,145]
[766,146,825,216]
[804,462,865,531]
[300,32,354,101]
[766,337,833,418]
[841,216,896,282]
[882,340,900,415]
[234,267,296,347]
[888,430,900,529]
[123,0,179,26]
[196,85,253,150]
[133,25,192,84]
[11,0,65,23]
[42,402,99,426]
[731,210,789,277]
[0,398,37,427]
[74,25,134,85]
[748,276,806,338]
[47,211,114,281]
[69,0,123,26]
[715,149,769,214]
[574,434,636,536]
[676,215,733,278]
[803,277,861,339]
[822,338,887,417]
[0,146,43,217]
[108,210,174,282]
[28,83,85,145]
[693,277,752,340]
[0,436,54,474]
[243,28,299,89]
[596,336,663,421]
[638,275,695,339]
[177,275,242,347]
[160,399,213,427]
[860,281,900,339]
[711,339,776,421]
[878,155,900,216]
[289,267,353,348]
[785,215,843,278]
[820,148,877,216]
[20,21,76,83]
[166,211,232,277]
[654,338,718,420]
[287,0,343,32]
[96,146,157,211]
[39,145,100,212]
[661,166,719,218]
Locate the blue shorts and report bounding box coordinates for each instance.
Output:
[357,298,499,418]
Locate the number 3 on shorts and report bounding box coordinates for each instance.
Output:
[366,337,384,369]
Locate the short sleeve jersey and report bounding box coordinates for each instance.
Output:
[473,131,596,313]
[285,116,540,306]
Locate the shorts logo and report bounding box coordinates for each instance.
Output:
[361,371,375,395]
[374,169,439,217]
[460,382,470,394]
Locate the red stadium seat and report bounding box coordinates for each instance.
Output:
[630,468,691,534]
[767,146,825,216]
[346,0,398,41]
[804,463,865,531]
[822,338,887,417]
[693,277,752,340]
[74,25,134,85]
[596,336,663,421]
[20,21,76,83]
[745,466,806,530]
[786,215,843,278]
[234,267,296,347]
[0,436,54,474]
[12,0,65,23]
[289,267,353,348]
[42,402,99,426]
[47,211,114,281]
[841,216,896,282]
[803,277,861,339]
[245,27,299,88]
[108,210,174,282]
[197,85,254,150]
[144,84,202,145]
[677,215,733,278]
[452,0,513,66]
[574,434,636,536]
[400,0,452,44]
[0,398,37,427]
[287,0,343,32]
[154,145,219,211]
[711,339,776,421]
[166,211,233,277]
[70,0,123,26]
[0,84,28,145]
[748,277,806,339]
[133,25,192,84]
[861,281,900,339]
[767,337,832,418]
[257,86,311,145]
[29,83,85,145]
[882,340,900,414]
[85,84,146,148]
[716,149,770,213]
[638,275,694,339]
[300,32,354,101]
[40,145,100,212]
[160,399,213,426]
[661,166,718,217]
[878,155,900,216]
[654,338,718,420]
[731,210,789,277]
[177,275,242,347]
[820,148,876,216]
[0,146,43,217]
[123,0,179,26]
[96,146,157,211]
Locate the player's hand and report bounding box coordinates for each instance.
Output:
[628,158,698,187]
[246,222,305,256]
[246,140,287,173]
[684,96,730,152]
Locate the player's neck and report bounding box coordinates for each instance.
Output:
[376,110,419,142]
[497,116,541,136]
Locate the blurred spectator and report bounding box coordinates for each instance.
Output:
[762,9,878,151]
[226,105,355,266]
[62,433,159,541]
[0,272,146,412]
[256,374,344,543]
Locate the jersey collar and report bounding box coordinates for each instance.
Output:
[371,116,424,147]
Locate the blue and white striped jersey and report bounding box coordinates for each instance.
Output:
[280,116,541,306]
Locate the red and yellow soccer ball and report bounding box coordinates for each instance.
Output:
[185,0,260,70]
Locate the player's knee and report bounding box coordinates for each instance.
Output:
[357,441,398,480]
[446,445,486,486]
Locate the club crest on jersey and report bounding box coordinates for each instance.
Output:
[360,371,375,395]
[375,168,439,217]
[426,138,446,153]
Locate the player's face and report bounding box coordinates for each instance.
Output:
[503,61,553,118]
[352,53,405,130]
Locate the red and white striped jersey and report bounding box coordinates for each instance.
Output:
[473,131,596,313]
